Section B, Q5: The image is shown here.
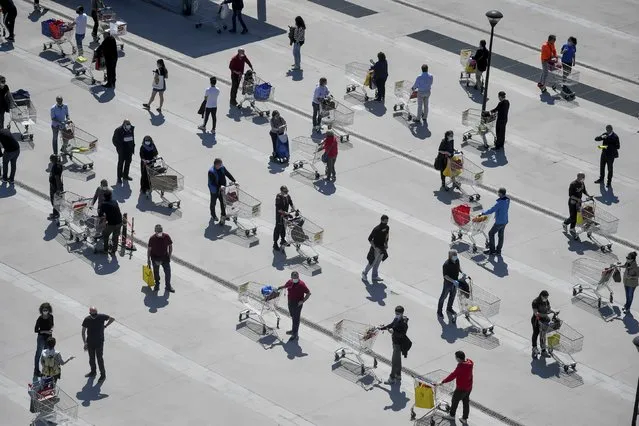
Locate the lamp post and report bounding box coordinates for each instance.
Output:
[633,336,639,425]
[481,10,503,114]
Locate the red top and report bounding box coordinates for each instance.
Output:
[322,135,338,159]
[442,359,474,391]
[148,233,173,260]
[229,54,253,74]
[283,279,310,302]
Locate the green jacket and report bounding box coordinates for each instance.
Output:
[624,260,638,288]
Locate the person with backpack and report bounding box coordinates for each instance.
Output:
[112,119,135,184]
[40,337,74,382]
[379,305,410,384]
[143,59,168,113]
[438,351,474,424]
[317,130,338,182]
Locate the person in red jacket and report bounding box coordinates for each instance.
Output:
[439,350,474,424]
[229,49,253,106]
[318,130,338,182]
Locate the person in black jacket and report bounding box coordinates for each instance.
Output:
[223,0,247,34]
[139,136,158,195]
[0,128,20,183]
[531,290,555,358]
[436,130,455,190]
[0,0,17,42]
[562,172,590,239]
[371,52,388,102]
[0,76,10,129]
[471,40,488,90]
[95,30,118,88]
[208,158,237,223]
[98,190,122,254]
[362,215,390,281]
[438,249,463,318]
[594,125,620,187]
[33,302,54,377]
[112,120,135,184]
[273,185,296,251]
[490,91,510,150]
[48,155,64,220]
[379,305,409,384]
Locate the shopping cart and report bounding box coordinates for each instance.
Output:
[410,373,454,424]
[195,2,230,33]
[97,6,126,49]
[450,202,489,252]
[318,96,354,142]
[568,198,618,251]
[73,53,105,85]
[28,378,78,421]
[392,80,418,121]
[291,136,323,180]
[332,319,380,376]
[461,108,497,146]
[41,19,76,57]
[459,49,477,87]
[59,121,97,170]
[283,213,323,264]
[535,312,583,373]
[454,276,500,335]
[221,184,261,236]
[238,70,273,117]
[145,157,184,209]
[545,61,580,101]
[445,151,483,202]
[571,258,621,308]
[237,282,284,335]
[52,191,102,243]
[8,90,37,141]
[345,61,377,101]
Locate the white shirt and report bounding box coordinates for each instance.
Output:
[412,72,433,94]
[75,13,88,35]
[312,85,330,104]
[204,86,220,108]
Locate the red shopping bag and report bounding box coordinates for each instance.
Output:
[49,21,66,40]
[452,204,471,226]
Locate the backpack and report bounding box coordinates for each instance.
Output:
[41,351,61,377]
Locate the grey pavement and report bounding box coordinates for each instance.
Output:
[0,0,637,425]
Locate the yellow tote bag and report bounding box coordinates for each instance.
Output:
[142,265,155,287]
[414,382,435,409]
[363,71,372,87]
[575,210,583,225]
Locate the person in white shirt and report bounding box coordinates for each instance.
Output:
[411,64,434,125]
[73,6,88,56]
[198,77,220,134]
[312,77,330,132]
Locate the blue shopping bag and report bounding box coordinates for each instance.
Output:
[254,83,272,101]
[41,19,55,37]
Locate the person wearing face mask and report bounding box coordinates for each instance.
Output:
[438,250,463,318]
[594,124,620,188]
[562,172,591,240]
[48,154,64,220]
[112,119,135,184]
[481,187,510,256]
[438,350,474,424]
[208,157,237,223]
[97,190,122,255]
[147,224,174,293]
[33,302,54,377]
[277,271,311,340]
[228,49,253,106]
[362,215,390,282]
[531,290,554,358]
[489,91,509,150]
[81,306,115,382]
[139,136,158,195]
[50,96,70,156]
[0,76,10,129]
[273,185,295,251]
[379,305,410,384]
[621,251,638,313]
[91,179,110,209]
[436,130,455,190]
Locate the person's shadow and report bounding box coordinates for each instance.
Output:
[361,277,387,306]
[622,312,639,335]
[90,85,115,103]
[0,181,17,198]
[92,252,120,275]
[147,109,165,126]
[484,254,509,277]
[198,132,217,148]
[438,316,469,343]
[282,338,308,360]
[409,122,431,140]
[375,381,410,411]
[286,68,304,81]
[111,181,132,202]
[76,376,109,407]
[595,184,619,205]
[141,286,170,313]
[314,178,336,195]
[480,148,508,168]
[43,221,59,241]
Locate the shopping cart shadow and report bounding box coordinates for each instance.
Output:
[235,321,284,350]
[530,358,584,388]
[565,234,604,255]
[620,312,639,335]
[314,178,336,196]
[146,109,165,126]
[43,221,59,241]
[433,186,462,206]
[459,81,483,104]
[204,220,258,247]
[361,277,387,306]
[141,285,170,313]
[438,315,501,349]
[76,376,109,407]
[111,182,132,202]
[271,250,321,276]
[28,6,48,22]
[135,193,182,219]
[0,42,13,52]
[539,90,559,105]
[331,358,380,391]
[571,293,621,322]
[267,160,287,175]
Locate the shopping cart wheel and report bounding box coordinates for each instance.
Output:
[610,294,614,303]
[314,172,320,180]
[373,358,378,368]
[82,165,88,171]
[472,244,477,253]
[177,202,181,208]
[458,231,463,240]
[168,203,173,209]
[250,101,255,107]
[30,135,34,141]
[430,419,435,426]
[364,94,369,102]
[597,298,602,308]
[252,228,257,235]
[572,288,577,296]
[606,244,612,251]
[341,349,346,357]
[563,365,570,373]
[393,105,398,111]
[360,365,366,375]
[410,409,416,421]
[451,233,456,242]
[265,111,271,117]
[306,258,312,265]
[245,230,250,237]
[313,256,319,262]
[571,363,577,370]
[407,114,412,120]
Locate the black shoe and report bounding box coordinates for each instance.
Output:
[98,374,106,382]
[123,176,133,181]
[483,248,495,255]
[280,240,290,247]
[85,371,97,378]
[7,36,15,42]
[606,182,611,188]
[273,243,280,251]
[495,251,502,256]
[142,103,150,109]
[229,29,237,33]
[211,214,218,222]
[289,335,298,340]
[241,29,248,34]
[167,286,175,293]
[285,330,293,335]
[437,312,444,318]
[117,178,122,184]
[594,178,603,184]
[153,284,160,292]
[446,309,457,315]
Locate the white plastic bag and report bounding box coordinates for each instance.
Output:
[277,134,288,144]
[219,3,231,20]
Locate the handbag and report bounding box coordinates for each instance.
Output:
[434,153,444,171]
[612,268,621,283]
[414,382,435,409]
[321,152,328,163]
[152,72,164,90]
[142,264,155,287]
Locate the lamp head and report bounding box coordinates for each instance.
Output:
[486,10,503,27]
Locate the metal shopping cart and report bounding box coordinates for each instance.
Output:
[73,53,105,85]
[59,121,97,170]
[459,49,477,87]
[535,312,583,373]
[318,96,354,142]
[454,276,500,335]
[445,151,484,202]
[97,6,126,49]
[41,19,76,57]
[195,1,231,32]
[238,70,274,117]
[571,258,621,308]
[545,61,580,101]
[221,184,261,236]
[332,319,380,376]
[345,61,377,101]
[392,80,418,121]
[237,282,284,335]
[52,191,101,242]
[145,157,184,209]
[410,372,454,424]
[450,202,489,252]
[291,136,323,180]
[568,198,619,251]
[8,90,37,142]
[28,378,78,422]
[283,213,323,264]
[461,108,497,147]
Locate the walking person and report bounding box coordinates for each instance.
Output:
[482,187,510,256]
[139,136,158,196]
[208,158,237,223]
[538,34,557,92]
[40,337,74,383]
[147,224,174,293]
[198,77,220,134]
[438,351,474,424]
[229,49,253,106]
[436,130,455,190]
[81,306,115,382]
[312,77,330,132]
[471,40,488,90]
[531,290,555,358]
[411,64,433,125]
[289,16,305,70]
[371,52,388,102]
[0,0,17,42]
[48,154,64,220]
[143,59,168,113]
[594,125,620,187]
[111,119,135,184]
[91,179,109,209]
[273,185,295,251]
[223,0,248,34]
[362,215,390,282]
[562,172,591,239]
[621,252,638,313]
[71,6,88,56]
[318,130,338,181]
[560,37,577,79]
[438,249,463,318]
[95,29,118,88]
[0,127,20,183]
[490,91,509,150]
[269,110,287,158]
[97,190,122,255]
[50,96,70,156]
[277,271,311,340]
[33,302,54,377]
[90,0,104,42]
[0,76,9,129]
[379,305,409,384]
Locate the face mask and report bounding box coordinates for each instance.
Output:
[447,136,453,141]
[156,232,163,237]
[394,314,402,320]
[541,298,547,303]
[124,124,131,131]
[451,256,458,262]
[144,140,151,145]
[90,313,97,318]
[42,311,49,316]
[292,279,299,284]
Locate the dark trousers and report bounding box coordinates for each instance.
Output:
[450,389,471,419]
[390,343,402,379]
[105,59,117,86]
[87,342,105,375]
[49,184,59,216]
[0,111,6,128]
[625,286,636,311]
[3,7,17,38]
[203,107,217,131]
[273,221,286,244]
[374,77,387,101]
[288,300,303,336]
[495,120,507,148]
[152,258,171,288]
[437,281,457,314]
[312,102,321,127]
[231,9,247,31]
[210,190,226,217]
[2,149,19,181]
[140,161,151,192]
[91,9,99,38]
[563,201,578,230]
[230,73,241,104]
[102,223,121,253]
[269,131,278,154]
[487,223,506,253]
[599,154,614,184]
[440,169,446,186]
[34,334,48,374]
[116,151,132,179]
[325,156,336,180]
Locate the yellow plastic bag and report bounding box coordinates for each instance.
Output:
[443,158,452,177]
[576,211,583,225]
[443,156,463,178]
[363,70,372,87]
[414,382,435,409]
[547,333,560,349]
[143,264,155,287]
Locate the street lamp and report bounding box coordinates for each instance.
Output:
[633,336,639,426]
[481,10,503,114]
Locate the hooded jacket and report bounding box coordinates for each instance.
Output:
[442,359,474,391]
[483,196,510,225]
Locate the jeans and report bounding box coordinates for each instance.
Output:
[90,9,99,38]
[152,258,171,288]
[363,247,384,278]
[564,201,578,230]
[34,334,48,374]
[437,280,457,314]
[52,126,60,155]
[450,389,471,419]
[87,342,105,375]
[312,102,321,128]
[495,120,507,148]
[75,33,85,54]
[116,151,132,180]
[203,107,217,131]
[231,9,247,32]
[325,156,336,180]
[3,7,16,38]
[416,92,430,121]
[273,221,286,244]
[599,154,614,184]
[475,69,484,88]
[288,300,303,336]
[625,286,636,311]
[210,190,226,217]
[390,343,402,379]
[230,73,241,104]
[374,77,386,101]
[531,317,548,349]
[292,42,301,68]
[2,149,19,181]
[102,223,121,253]
[487,223,506,253]
[539,61,550,86]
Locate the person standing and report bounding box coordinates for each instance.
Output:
[362,215,390,282]
[438,249,462,318]
[531,290,554,358]
[371,52,388,102]
[379,305,409,384]
[81,306,115,382]
[482,187,510,256]
[50,96,70,156]
[97,190,122,255]
[143,59,169,113]
[290,16,305,70]
[318,130,338,182]
[95,30,118,88]
[40,337,74,383]
[33,302,54,377]
[560,36,577,79]
[312,77,330,132]
[48,154,64,220]
[538,34,557,92]
[438,351,474,424]
[223,0,248,34]
[0,76,9,129]
[208,158,237,223]
[0,128,20,183]
[0,0,17,42]
[471,40,488,90]
[71,6,88,56]
[139,136,158,196]
[273,185,295,251]
[111,119,135,184]
[229,49,253,106]
[562,172,590,239]
[198,77,220,134]
[91,179,110,209]
[622,251,638,313]
[490,91,509,150]
[594,125,620,187]
[277,271,311,340]
[269,110,287,158]
[90,0,105,42]
[147,224,174,293]
[411,64,433,125]
[436,130,455,190]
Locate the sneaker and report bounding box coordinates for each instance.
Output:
[289,334,298,340]
[2,177,8,182]
[483,248,495,255]
[85,371,97,378]
[541,349,551,358]
[437,312,444,318]
[371,276,381,281]
[98,374,106,382]
[606,182,611,188]
[211,214,218,222]
[117,178,122,185]
[459,418,468,424]
[167,286,175,293]
[123,176,133,181]
[198,125,206,131]
[272,243,280,251]
[361,271,368,281]
[285,330,293,335]
[384,378,396,385]
[142,103,150,109]
[446,309,457,315]
[594,178,603,184]
[279,240,290,247]
[156,108,162,113]
[562,223,568,232]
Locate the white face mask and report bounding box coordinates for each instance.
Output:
[292,279,299,284]
[156,232,163,237]
[124,124,131,131]
[447,136,454,141]
[144,140,151,145]
[101,185,108,190]
[451,256,458,262]
[394,314,402,320]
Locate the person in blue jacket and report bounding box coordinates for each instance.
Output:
[482,187,510,256]
[208,158,236,223]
